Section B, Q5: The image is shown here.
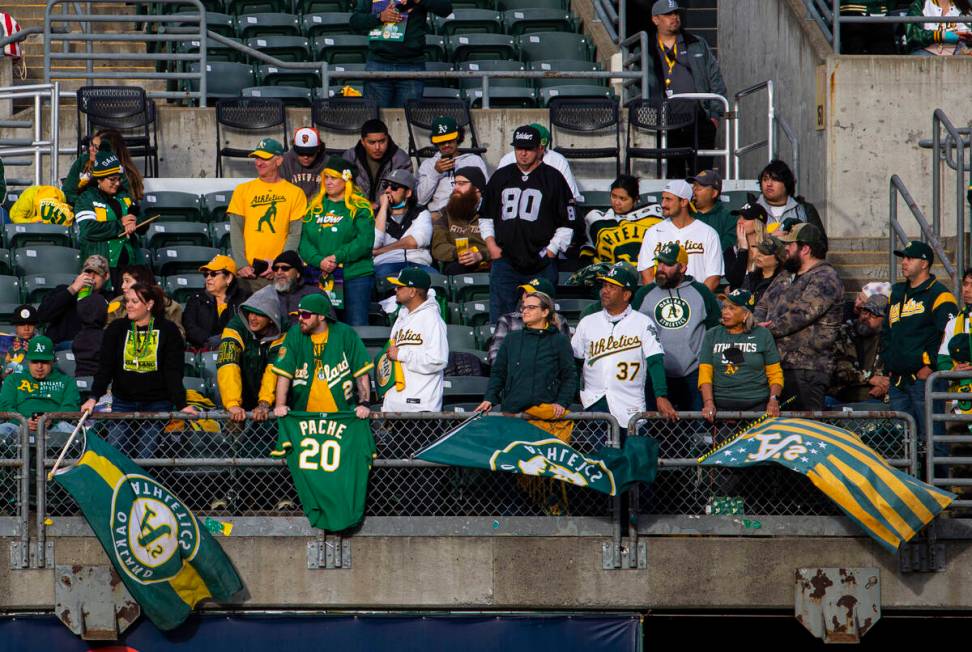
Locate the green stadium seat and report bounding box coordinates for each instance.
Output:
[142,190,204,222]
[473,323,495,349]
[198,350,219,379]
[162,0,224,14]
[202,191,231,222]
[528,58,604,88]
[0,249,12,276]
[245,35,312,62]
[458,59,527,88]
[300,12,352,38]
[164,12,236,38]
[450,0,496,8]
[294,0,349,14]
[164,273,206,302]
[447,301,461,325]
[185,351,201,377]
[174,37,246,63]
[448,272,490,302]
[225,0,289,16]
[423,87,462,100]
[425,34,447,61]
[421,61,456,89]
[324,63,368,91]
[4,223,73,248]
[235,13,300,40]
[502,8,574,35]
[459,300,490,326]
[22,273,77,302]
[553,298,596,322]
[517,32,593,62]
[497,0,567,10]
[539,84,612,105]
[0,277,22,304]
[186,62,255,100]
[55,350,76,377]
[314,35,370,64]
[443,402,484,413]
[433,9,503,35]
[209,221,232,250]
[154,246,220,276]
[14,246,80,276]
[0,304,20,320]
[578,190,611,214]
[442,375,489,402]
[356,325,392,347]
[718,190,755,212]
[463,86,536,108]
[145,222,212,249]
[447,33,516,61]
[256,64,320,89]
[183,376,210,399]
[446,324,477,351]
[244,85,315,106]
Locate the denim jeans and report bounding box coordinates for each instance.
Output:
[107,398,172,459]
[373,261,439,283]
[340,273,375,326]
[365,61,425,109]
[488,257,557,323]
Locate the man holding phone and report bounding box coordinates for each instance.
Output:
[415,116,489,215]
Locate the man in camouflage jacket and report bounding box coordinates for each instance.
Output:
[829,294,889,405]
[754,223,844,410]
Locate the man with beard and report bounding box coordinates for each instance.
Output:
[430,166,490,274]
[250,250,323,328]
[572,262,677,425]
[632,242,720,410]
[828,293,890,405]
[754,223,844,410]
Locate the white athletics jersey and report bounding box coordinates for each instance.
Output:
[571,307,664,426]
[636,218,724,282]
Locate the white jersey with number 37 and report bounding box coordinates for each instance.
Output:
[571,309,664,426]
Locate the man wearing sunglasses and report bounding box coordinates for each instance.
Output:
[373,169,437,281]
[250,250,322,329]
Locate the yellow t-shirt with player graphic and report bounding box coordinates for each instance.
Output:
[227,178,307,265]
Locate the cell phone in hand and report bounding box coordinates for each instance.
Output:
[252,259,269,275]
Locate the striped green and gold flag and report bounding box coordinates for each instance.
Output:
[52,433,243,631]
[698,417,956,552]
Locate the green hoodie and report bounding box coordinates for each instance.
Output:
[0,368,80,419]
[349,0,453,64]
[299,195,376,280]
[62,153,131,207]
[485,324,578,413]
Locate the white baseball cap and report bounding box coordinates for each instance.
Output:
[293,127,321,154]
[662,179,693,200]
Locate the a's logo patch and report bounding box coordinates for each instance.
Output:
[654,296,690,329]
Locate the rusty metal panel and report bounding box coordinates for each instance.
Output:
[55,564,140,640]
[795,567,880,643]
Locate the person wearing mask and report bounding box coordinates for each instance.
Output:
[249,251,322,329]
[373,169,437,279]
[279,127,328,201]
[415,116,489,215]
[341,119,413,204]
[699,289,783,420]
[81,283,195,458]
[105,264,184,338]
[379,268,449,412]
[0,305,39,378]
[581,174,662,266]
[37,255,111,347]
[183,255,250,350]
[299,157,376,326]
[430,167,490,274]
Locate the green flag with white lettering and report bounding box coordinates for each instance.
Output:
[413,414,658,496]
[52,433,243,631]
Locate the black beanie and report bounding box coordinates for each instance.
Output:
[455,166,486,193]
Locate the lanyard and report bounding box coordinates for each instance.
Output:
[658,36,678,87]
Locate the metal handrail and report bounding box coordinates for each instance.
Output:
[732,80,775,177]
[619,30,651,101]
[889,174,957,294]
[776,114,799,182]
[930,110,967,282]
[666,91,731,175]
[592,0,619,44]
[0,82,62,186]
[925,370,972,506]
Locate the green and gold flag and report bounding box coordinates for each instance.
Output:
[52,433,243,631]
[413,414,658,496]
[373,340,405,399]
[699,417,956,552]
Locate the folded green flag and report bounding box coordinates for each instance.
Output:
[52,433,243,631]
[699,417,956,553]
[414,414,658,496]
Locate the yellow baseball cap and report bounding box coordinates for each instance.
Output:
[199,254,237,275]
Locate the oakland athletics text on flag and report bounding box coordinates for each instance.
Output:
[413,414,658,496]
[52,433,243,631]
[272,412,376,531]
[698,417,955,552]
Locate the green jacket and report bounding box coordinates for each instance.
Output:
[840,0,888,14]
[882,274,957,382]
[74,185,146,268]
[62,153,131,207]
[299,196,376,280]
[0,369,80,419]
[485,324,578,413]
[693,201,736,252]
[905,0,969,49]
[349,0,453,63]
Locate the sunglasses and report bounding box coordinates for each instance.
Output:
[382,181,406,191]
[272,264,293,272]
[297,310,316,320]
[203,270,227,278]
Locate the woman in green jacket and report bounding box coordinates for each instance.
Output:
[906,0,972,54]
[477,291,578,416]
[74,151,148,289]
[299,156,375,326]
[63,129,141,206]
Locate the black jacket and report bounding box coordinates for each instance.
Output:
[646,30,727,120]
[71,294,108,377]
[182,281,250,349]
[342,138,412,203]
[38,285,111,345]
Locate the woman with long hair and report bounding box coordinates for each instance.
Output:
[81,282,194,458]
[105,264,184,337]
[581,174,661,266]
[738,236,787,303]
[63,128,143,205]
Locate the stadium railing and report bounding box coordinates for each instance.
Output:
[925,371,972,510]
[29,409,920,569]
[0,414,30,569]
[0,83,64,188]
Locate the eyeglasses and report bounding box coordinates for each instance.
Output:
[297,310,315,320]
[202,271,227,278]
[102,176,121,184]
[521,304,543,311]
[272,264,293,272]
[382,181,405,191]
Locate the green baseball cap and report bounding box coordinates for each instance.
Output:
[430,115,459,144]
[298,292,333,317]
[518,276,555,297]
[719,288,756,311]
[529,123,551,147]
[387,267,431,290]
[597,262,638,291]
[92,151,122,178]
[948,333,971,364]
[323,155,355,178]
[655,242,688,266]
[249,138,285,160]
[25,335,55,362]
[894,240,934,264]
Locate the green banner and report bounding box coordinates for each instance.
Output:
[52,433,243,631]
[699,417,956,552]
[413,414,658,496]
[272,412,376,532]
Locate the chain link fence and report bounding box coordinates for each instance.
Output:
[0,414,30,567]
[627,411,916,517]
[38,412,618,522]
